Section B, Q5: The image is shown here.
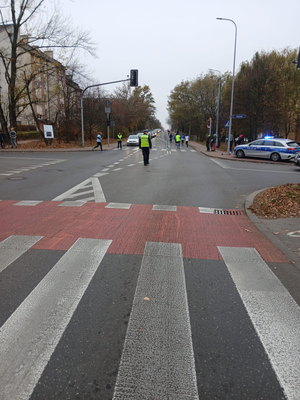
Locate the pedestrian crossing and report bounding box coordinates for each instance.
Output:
[0,235,299,399]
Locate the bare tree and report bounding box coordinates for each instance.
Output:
[0,0,96,135]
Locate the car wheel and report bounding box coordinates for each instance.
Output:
[236,149,245,158]
[270,152,281,162]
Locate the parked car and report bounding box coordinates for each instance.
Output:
[233,138,300,161]
[126,135,139,146]
[294,152,300,168]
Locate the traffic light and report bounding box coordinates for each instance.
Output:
[207,117,212,129]
[130,69,138,87]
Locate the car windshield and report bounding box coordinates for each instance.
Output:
[286,141,299,148]
[128,135,138,139]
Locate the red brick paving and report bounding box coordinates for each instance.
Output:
[0,200,289,263]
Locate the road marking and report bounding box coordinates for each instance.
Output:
[113,242,199,399]
[287,231,300,237]
[199,207,215,214]
[152,204,177,211]
[112,168,123,171]
[0,238,111,400]
[52,175,107,203]
[105,203,131,209]
[127,164,135,167]
[0,235,43,274]
[218,246,300,400]
[13,201,43,206]
[210,158,299,174]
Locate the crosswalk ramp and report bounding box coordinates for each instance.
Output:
[1,235,299,399]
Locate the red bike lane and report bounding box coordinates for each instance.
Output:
[0,200,289,263]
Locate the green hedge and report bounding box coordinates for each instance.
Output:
[17,131,41,140]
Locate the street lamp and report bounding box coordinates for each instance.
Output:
[209,69,221,147]
[217,17,237,154]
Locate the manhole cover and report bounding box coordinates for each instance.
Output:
[8,176,26,180]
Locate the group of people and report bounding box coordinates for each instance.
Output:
[92,131,123,151]
[0,127,17,149]
[205,132,217,152]
[169,131,189,148]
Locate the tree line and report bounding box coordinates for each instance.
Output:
[167,48,300,142]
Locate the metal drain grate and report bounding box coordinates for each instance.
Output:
[214,209,244,215]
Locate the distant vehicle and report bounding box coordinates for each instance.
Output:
[294,152,300,168]
[126,135,139,146]
[233,138,300,162]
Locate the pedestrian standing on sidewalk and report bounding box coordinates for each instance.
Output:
[10,127,17,149]
[93,132,103,151]
[185,134,189,147]
[139,129,152,165]
[117,132,122,149]
[205,132,211,151]
[212,133,217,151]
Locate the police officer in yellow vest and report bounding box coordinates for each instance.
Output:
[117,132,123,149]
[139,129,152,165]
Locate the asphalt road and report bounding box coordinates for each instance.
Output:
[0,133,300,399]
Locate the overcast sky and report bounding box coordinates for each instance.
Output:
[61,0,300,128]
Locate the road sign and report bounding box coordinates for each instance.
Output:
[233,114,246,119]
[105,107,111,114]
[225,120,229,128]
[105,100,111,107]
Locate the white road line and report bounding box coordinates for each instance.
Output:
[0,235,43,274]
[198,207,215,214]
[91,177,106,202]
[210,158,299,174]
[218,246,300,400]
[0,238,111,400]
[112,168,123,171]
[13,201,42,206]
[100,168,110,172]
[190,149,196,152]
[113,242,199,399]
[52,175,107,202]
[105,203,131,209]
[127,164,135,167]
[152,205,177,211]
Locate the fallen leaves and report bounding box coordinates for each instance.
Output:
[248,183,300,219]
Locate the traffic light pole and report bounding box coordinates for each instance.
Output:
[80,73,138,148]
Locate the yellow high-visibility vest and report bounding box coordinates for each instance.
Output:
[140,134,150,147]
[117,134,122,140]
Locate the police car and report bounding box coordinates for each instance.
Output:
[233,138,300,162]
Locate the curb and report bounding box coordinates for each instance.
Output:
[245,189,300,271]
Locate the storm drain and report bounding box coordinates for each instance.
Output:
[214,209,244,215]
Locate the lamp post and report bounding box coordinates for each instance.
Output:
[209,69,221,147]
[217,18,237,154]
